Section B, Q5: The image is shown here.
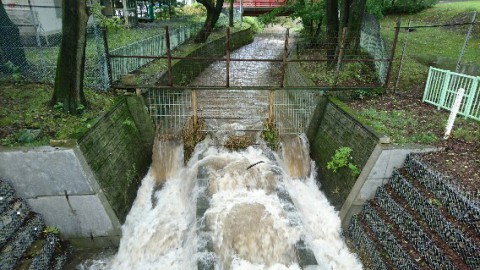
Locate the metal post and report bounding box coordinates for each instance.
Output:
[165,26,173,86]
[102,28,113,86]
[268,90,274,128]
[240,0,243,28]
[385,17,402,89]
[394,19,411,93]
[226,27,231,87]
[334,27,348,87]
[280,28,289,88]
[456,11,477,73]
[192,89,198,127]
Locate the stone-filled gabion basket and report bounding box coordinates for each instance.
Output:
[0,178,70,269]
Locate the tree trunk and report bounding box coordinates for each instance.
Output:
[229,0,234,27]
[341,0,352,29]
[0,0,28,73]
[52,0,88,114]
[326,0,339,67]
[195,0,224,43]
[345,0,366,53]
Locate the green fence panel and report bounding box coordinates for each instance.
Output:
[423,67,480,121]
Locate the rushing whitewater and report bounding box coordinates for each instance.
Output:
[79,134,362,270]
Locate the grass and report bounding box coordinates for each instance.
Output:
[381,1,480,91]
[0,83,117,147]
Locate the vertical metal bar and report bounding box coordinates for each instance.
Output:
[165,26,173,86]
[439,71,451,110]
[464,78,478,119]
[456,11,477,73]
[280,28,290,88]
[394,19,411,93]
[102,28,113,86]
[192,89,198,127]
[268,90,274,128]
[423,67,434,103]
[226,27,231,88]
[385,17,402,88]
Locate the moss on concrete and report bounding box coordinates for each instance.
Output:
[78,96,154,222]
[309,98,380,210]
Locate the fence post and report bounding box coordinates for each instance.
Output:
[456,11,477,73]
[464,78,478,118]
[422,67,434,103]
[280,28,290,88]
[165,26,173,87]
[102,28,113,87]
[385,17,401,89]
[439,71,452,110]
[192,89,198,127]
[226,27,231,88]
[394,19,411,93]
[268,90,274,128]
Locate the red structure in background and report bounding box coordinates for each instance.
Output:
[225,0,289,16]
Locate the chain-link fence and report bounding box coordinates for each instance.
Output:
[389,11,479,93]
[0,1,110,90]
[291,13,392,89]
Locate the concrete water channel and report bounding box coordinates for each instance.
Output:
[75,26,363,269]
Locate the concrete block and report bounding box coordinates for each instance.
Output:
[0,147,94,199]
[27,195,120,238]
[355,178,386,203]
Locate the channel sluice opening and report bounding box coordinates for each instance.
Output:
[78,26,362,270]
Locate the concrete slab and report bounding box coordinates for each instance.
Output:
[28,195,121,239]
[0,147,94,198]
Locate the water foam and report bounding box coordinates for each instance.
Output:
[78,136,362,269]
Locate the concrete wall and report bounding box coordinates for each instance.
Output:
[339,144,438,229]
[78,96,154,223]
[308,98,381,210]
[0,96,154,247]
[0,146,121,247]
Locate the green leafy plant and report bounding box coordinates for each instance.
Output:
[43,226,60,235]
[262,122,279,150]
[91,3,124,31]
[327,147,361,177]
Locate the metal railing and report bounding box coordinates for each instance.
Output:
[147,88,319,136]
[108,23,203,82]
[423,67,480,121]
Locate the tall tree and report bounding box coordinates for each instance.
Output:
[51,0,89,114]
[195,0,225,43]
[228,0,234,27]
[0,0,28,73]
[341,0,367,53]
[326,0,339,67]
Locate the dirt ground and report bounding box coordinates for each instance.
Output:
[348,92,480,200]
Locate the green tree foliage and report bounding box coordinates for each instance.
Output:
[260,0,325,42]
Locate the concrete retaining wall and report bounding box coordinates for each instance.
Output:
[0,96,154,247]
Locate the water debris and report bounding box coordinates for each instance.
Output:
[246,161,265,170]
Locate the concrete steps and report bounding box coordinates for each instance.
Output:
[0,179,70,269]
[347,154,480,269]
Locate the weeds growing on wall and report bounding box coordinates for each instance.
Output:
[327,146,361,177]
[182,116,206,163]
[262,121,279,151]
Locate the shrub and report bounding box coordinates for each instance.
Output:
[242,16,264,33]
[367,0,440,16]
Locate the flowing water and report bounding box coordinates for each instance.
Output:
[79,135,362,270]
[78,26,362,270]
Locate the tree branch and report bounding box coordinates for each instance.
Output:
[196,0,214,11]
